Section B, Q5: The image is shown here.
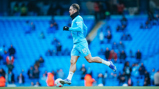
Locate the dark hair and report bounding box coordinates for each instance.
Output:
[71,3,80,12]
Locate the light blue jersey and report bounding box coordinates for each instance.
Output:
[69,15,90,57]
[69,15,87,44]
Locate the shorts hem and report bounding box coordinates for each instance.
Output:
[84,53,91,57]
[71,54,80,56]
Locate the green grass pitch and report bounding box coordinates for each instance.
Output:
[0,86,159,89]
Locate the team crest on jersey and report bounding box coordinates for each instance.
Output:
[82,48,87,54]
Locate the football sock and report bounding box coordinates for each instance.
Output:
[102,59,110,66]
[67,71,74,81]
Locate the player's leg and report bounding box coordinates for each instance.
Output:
[67,56,79,79]
[60,56,79,85]
[60,47,80,85]
[85,54,109,64]
[80,42,116,71]
[85,54,116,72]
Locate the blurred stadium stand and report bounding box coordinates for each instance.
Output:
[0,15,159,86]
[0,0,159,87]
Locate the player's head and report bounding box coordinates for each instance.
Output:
[69,3,80,16]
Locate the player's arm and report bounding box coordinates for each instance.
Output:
[69,19,83,31]
[83,23,87,37]
[63,18,83,31]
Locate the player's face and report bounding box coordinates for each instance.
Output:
[69,6,76,16]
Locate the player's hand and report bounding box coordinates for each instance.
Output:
[63,26,69,31]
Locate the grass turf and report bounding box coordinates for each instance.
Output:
[0,86,159,89]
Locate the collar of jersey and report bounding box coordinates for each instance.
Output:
[71,12,79,20]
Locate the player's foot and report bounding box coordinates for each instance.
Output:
[60,79,71,85]
[109,61,117,72]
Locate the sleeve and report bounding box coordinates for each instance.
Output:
[91,78,95,83]
[12,56,14,63]
[69,17,83,31]
[6,57,8,64]
[108,53,112,60]
[83,23,88,37]
[115,53,117,60]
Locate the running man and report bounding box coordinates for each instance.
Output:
[60,3,116,85]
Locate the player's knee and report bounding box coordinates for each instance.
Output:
[70,59,75,65]
[88,60,92,63]
[87,58,93,63]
